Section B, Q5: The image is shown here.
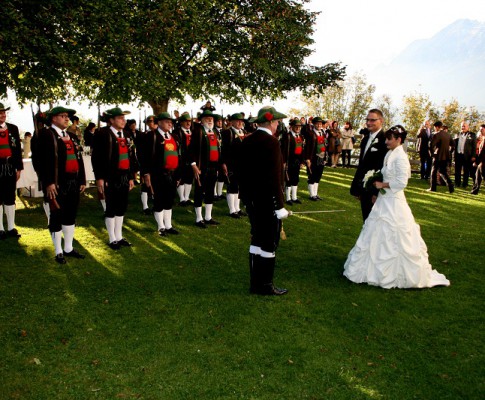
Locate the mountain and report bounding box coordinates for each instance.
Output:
[370,19,485,109]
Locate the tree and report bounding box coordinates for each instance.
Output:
[401,92,434,138]
[374,94,398,128]
[291,72,375,128]
[1,0,346,114]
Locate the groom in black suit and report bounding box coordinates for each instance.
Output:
[350,109,388,221]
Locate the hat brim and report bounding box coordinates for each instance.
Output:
[253,111,287,123]
[0,107,11,112]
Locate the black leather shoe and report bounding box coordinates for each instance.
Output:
[166,227,179,235]
[178,201,187,207]
[118,238,132,247]
[195,221,207,228]
[286,200,293,205]
[204,218,220,225]
[237,210,247,217]
[55,253,67,264]
[449,186,455,194]
[229,212,240,219]
[185,199,193,205]
[63,249,85,259]
[315,195,322,200]
[292,199,302,204]
[7,228,21,238]
[309,196,318,201]
[108,241,121,250]
[143,208,152,215]
[0,230,6,240]
[253,284,288,296]
[158,228,166,236]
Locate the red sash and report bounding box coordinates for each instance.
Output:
[294,135,303,155]
[163,136,179,170]
[207,133,219,162]
[62,136,79,173]
[117,137,130,170]
[0,129,12,158]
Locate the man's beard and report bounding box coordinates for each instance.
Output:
[203,122,214,131]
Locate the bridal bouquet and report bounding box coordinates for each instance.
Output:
[363,169,385,194]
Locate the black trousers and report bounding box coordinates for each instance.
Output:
[307,155,325,184]
[152,171,177,211]
[360,191,375,222]
[286,159,302,186]
[105,172,131,218]
[226,170,239,194]
[419,154,432,179]
[430,159,453,191]
[245,198,281,253]
[0,163,17,205]
[454,153,473,187]
[47,176,81,232]
[180,164,194,185]
[471,163,484,194]
[193,166,217,207]
[341,150,352,166]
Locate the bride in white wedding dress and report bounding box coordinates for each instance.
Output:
[343,125,450,289]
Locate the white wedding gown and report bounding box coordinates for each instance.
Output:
[343,145,450,289]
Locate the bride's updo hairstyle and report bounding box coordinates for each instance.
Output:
[385,125,407,143]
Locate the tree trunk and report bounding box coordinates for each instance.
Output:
[148,99,170,116]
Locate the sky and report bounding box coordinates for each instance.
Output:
[5,0,485,132]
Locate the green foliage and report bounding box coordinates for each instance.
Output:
[291,72,376,128]
[1,170,483,399]
[401,92,434,138]
[1,0,345,112]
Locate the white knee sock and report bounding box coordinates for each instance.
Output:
[154,211,165,230]
[184,184,192,201]
[100,199,106,212]
[285,187,291,201]
[163,209,173,230]
[141,192,149,209]
[227,193,236,214]
[260,250,276,258]
[4,205,15,230]
[176,185,184,202]
[235,195,241,213]
[204,203,213,221]
[291,186,298,201]
[43,202,50,223]
[195,206,203,222]
[308,184,314,197]
[114,216,124,241]
[0,205,4,231]
[314,183,319,197]
[62,224,75,253]
[51,231,63,255]
[105,217,116,243]
[217,181,224,196]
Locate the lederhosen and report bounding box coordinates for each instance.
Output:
[39,128,85,232]
[141,129,180,211]
[306,128,326,184]
[0,124,23,205]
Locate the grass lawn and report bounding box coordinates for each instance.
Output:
[1,168,483,399]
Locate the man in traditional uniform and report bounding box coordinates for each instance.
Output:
[281,118,305,205]
[37,106,86,263]
[188,109,221,227]
[304,117,327,201]
[238,106,289,295]
[220,113,247,218]
[92,108,135,250]
[140,112,180,236]
[173,112,194,206]
[214,113,226,200]
[0,103,23,240]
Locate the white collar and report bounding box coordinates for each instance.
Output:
[110,126,123,137]
[51,124,65,137]
[258,127,272,135]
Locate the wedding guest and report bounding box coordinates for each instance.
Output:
[454,121,477,188]
[340,122,355,167]
[344,125,450,289]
